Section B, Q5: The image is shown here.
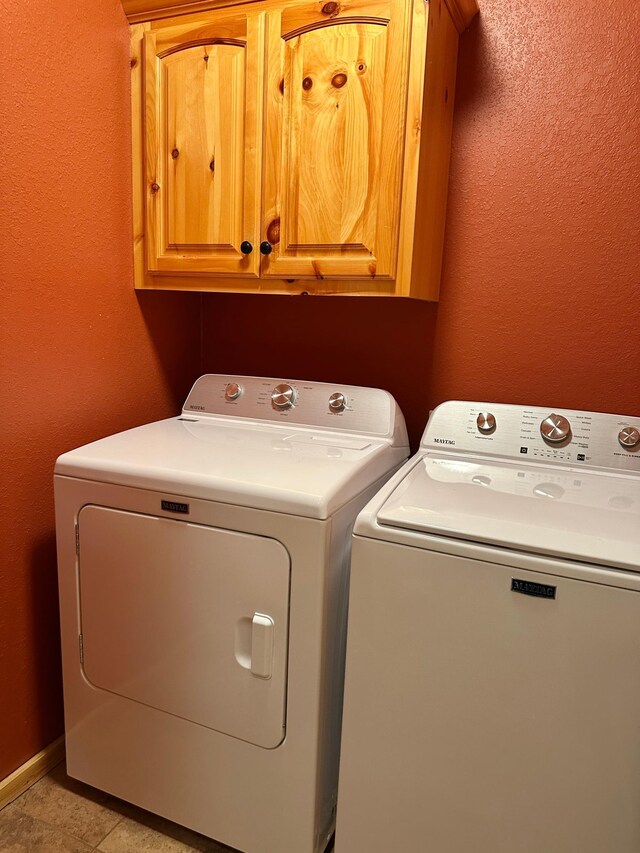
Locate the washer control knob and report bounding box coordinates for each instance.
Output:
[618,426,640,449]
[540,413,571,443]
[224,382,242,402]
[476,412,496,433]
[328,392,347,413]
[272,383,296,410]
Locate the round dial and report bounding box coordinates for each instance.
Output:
[224,382,242,402]
[271,383,296,410]
[618,426,640,449]
[540,413,572,443]
[476,412,496,433]
[328,392,347,413]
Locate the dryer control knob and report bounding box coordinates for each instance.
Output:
[328,392,347,413]
[224,382,243,402]
[618,426,640,449]
[540,413,571,443]
[476,412,496,433]
[272,383,296,410]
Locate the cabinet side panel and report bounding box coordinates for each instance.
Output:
[393,0,426,297]
[132,23,151,289]
[408,0,459,300]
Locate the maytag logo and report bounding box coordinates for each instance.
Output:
[511,578,556,599]
[434,438,456,445]
[161,500,189,514]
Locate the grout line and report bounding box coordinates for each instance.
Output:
[94,813,127,851]
[10,772,126,849]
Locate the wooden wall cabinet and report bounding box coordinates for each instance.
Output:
[127,0,477,299]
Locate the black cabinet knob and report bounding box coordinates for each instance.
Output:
[260,241,273,255]
[240,241,253,255]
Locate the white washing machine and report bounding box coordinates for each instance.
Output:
[335,401,640,853]
[54,374,408,853]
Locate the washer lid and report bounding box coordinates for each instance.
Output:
[376,454,640,571]
[55,417,404,519]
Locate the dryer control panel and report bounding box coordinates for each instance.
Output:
[422,401,640,473]
[183,374,407,442]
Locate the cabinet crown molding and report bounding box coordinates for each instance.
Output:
[443,0,478,33]
[122,0,262,23]
[121,0,478,28]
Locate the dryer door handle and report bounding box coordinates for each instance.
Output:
[250,613,274,679]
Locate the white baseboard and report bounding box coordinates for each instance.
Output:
[0,736,65,811]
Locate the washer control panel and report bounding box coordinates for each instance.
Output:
[183,374,400,438]
[423,401,640,472]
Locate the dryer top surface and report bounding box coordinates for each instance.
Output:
[55,375,408,519]
[55,415,404,519]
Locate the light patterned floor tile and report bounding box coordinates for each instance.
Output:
[97,814,236,853]
[0,804,93,853]
[13,762,122,847]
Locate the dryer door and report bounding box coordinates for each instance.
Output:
[77,505,290,748]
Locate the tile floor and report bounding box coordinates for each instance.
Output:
[0,761,337,853]
[0,762,242,853]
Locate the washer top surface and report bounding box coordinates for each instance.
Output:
[367,401,640,571]
[55,375,409,519]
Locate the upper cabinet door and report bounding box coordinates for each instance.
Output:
[261,0,411,282]
[144,12,263,276]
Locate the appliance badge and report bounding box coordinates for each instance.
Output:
[433,438,456,445]
[511,578,556,599]
[161,500,189,514]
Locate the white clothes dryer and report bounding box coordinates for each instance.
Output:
[54,374,408,853]
[336,401,640,853]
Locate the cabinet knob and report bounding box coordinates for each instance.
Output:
[260,241,273,255]
[240,241,253,255]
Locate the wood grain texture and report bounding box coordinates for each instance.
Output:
[442,0,478,33]
[0,737,65,811]
[164,43,244,247]
[133,273,398,293]
[123,0,259,24]
[261,0,408,280]
[407,0,459,299]
[142,10,262,279]
[131,23,151,290]
[131,0,472,298]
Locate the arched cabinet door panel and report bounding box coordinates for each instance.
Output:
[261,0,411,283]
[144,12,263,277]
[131,0,477,297]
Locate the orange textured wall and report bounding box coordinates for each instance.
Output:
[201,0,639,446]
[430,0,640,414]
[1,0,638,785]
[0,0,200,778]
